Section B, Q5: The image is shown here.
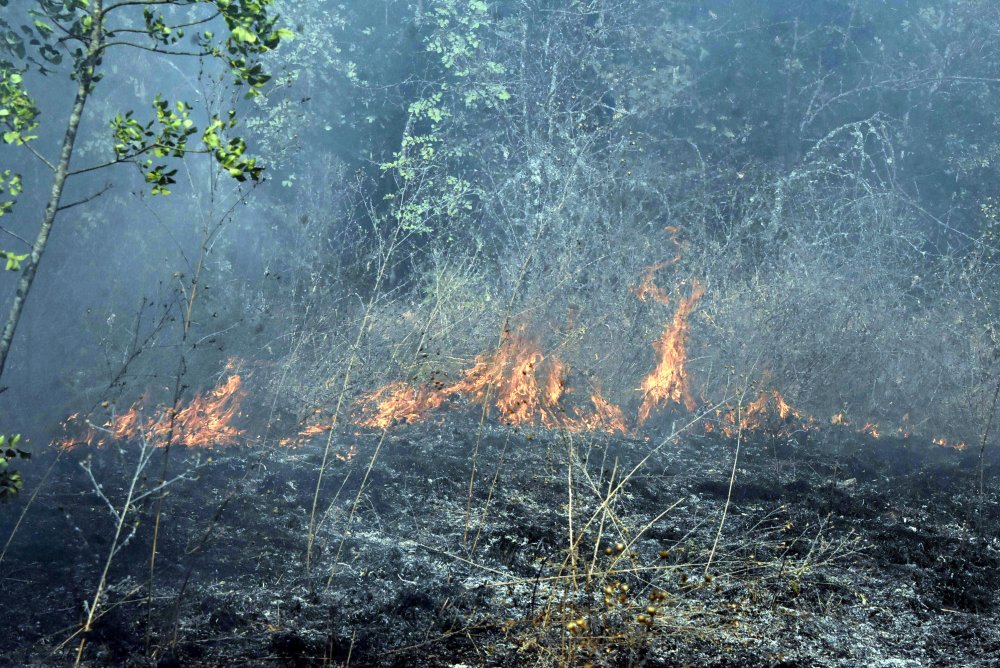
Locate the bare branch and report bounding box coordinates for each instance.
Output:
[0,225,31,247]
[56,182,113,212]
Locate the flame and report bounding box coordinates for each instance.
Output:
[355,382,446,429]
[278,416,337,448]
[830,412,848,426]
[545,359,569,407]
[445,333,549,426]
[335,444,358,461]
[497,348,545,424]
[59,367,246,450]
[630,226,683,305]
[567,391,629,434]
[631,259,673,305]
[741,389,802,430]
[350,332,627,434]
[860,422,881,439]
[708,388,806,437]
[932,437,967,451]
[637,281,704,423]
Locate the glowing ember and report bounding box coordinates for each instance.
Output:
[860,422,881,439]
[59,366,246,450]
[830,412,848,426]
[932,437,967,451]
[637,281,704,423]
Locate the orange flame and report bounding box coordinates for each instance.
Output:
[564,391,629,434]
[355,382,446,429]
[544,359,569,407]
[277,411,339,448]
[335,444,359,461]
[637,281,704,423]
[741,389,802,431]
[59,367,246,450]
[932,437,967,451]
[631,259,673,305]
[630,226,683,305]
[709,388,806,437]
[860,422,881,439]
[445,333,549,426]
[350,333,627,434]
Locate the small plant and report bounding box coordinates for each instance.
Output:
[0,433,28,500]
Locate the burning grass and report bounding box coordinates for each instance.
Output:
[58,366,247,450]
[352,331,629,434]
[52,261,971,456]
[637,280,704,423]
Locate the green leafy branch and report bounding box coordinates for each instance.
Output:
[0,64,39,145]
[0,169,23,218]
[110,97,261,195]
[0,433,29,500]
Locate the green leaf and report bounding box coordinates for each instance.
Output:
[2,250,28,271]
[231,26,256,44]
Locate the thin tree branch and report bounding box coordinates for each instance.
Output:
[56,182,113,212]
[21,142,56,172]
[68,146,211,178]
[99,41,212,57]
[105,0,180,12]
[0,226,31,247]
[106,12,220,35]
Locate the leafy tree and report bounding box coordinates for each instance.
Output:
[0,0,290,385]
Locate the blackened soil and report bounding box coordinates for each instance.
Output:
[1,418,997,667]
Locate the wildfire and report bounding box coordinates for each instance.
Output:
[59,366,246,450]
[631,259,673,305]
[860,422,881,439]
[355,382,446,429]
[932,437,967,451]
[562,391,629,434]
[351,332,628,434]
[277,416,337,448]
[637,281,704,423]
[335,444,359,461]
[630,226,684,305]
[707,388,807,437]
[441,332,552,425]
[742,389,802,430]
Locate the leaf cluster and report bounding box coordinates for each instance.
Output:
[0,433,29,500]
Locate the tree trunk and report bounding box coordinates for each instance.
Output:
[0,6,102,384]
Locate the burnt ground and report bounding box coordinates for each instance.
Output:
[1,414,999,667]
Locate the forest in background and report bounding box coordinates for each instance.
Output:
[5,0,1000,446]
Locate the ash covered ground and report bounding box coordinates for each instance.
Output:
[1,411,998,667]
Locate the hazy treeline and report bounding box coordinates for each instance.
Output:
[6,0,1000,442]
